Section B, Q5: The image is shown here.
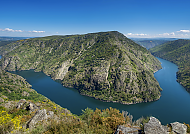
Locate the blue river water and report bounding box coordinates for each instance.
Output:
[9,57,190,125]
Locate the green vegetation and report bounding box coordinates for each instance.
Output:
[0,69,45,102]
[149,39,190,92]
[0,31,162,104]
[0,36,188,133]
[0,37,30,56]
[0,40,23,56]
[45,107,126,134]
[0,69,74,133]
[0,70,140,133]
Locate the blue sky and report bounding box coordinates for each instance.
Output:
[0,0,190,38]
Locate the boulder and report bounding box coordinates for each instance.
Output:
[47,111,54,118]
[144,117,168,134]
[26,109,48,128]
[170,122,187,134]
[115,125,139,134]
[26,102,39,112]
[15,99,26,109]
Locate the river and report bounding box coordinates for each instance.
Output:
[9,57,190,125]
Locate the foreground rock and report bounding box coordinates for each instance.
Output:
[15,99,26,109]
[144,117,168,134]
[26,102,39,112]
[26,109,54,129]
[170,122,187,134]
[117,116,188,134]
[115,125,139,134]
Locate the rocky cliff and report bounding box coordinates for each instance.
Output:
[115,116,187,134]
[0,31,162,104]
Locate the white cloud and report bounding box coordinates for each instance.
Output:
[177,30,190,33]
[0,28,23,32]
[0,28,45,33]
[29,30,45,33]
[125,29,190,38]
[126,33,147,36]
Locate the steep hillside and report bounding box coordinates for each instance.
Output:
[0,31,162,104]
[0,37,31,56]
[150,39,190,91]
[0,40,23,56]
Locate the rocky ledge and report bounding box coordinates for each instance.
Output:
[115,117,187,134]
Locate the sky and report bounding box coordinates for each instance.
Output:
[0,0,190,38]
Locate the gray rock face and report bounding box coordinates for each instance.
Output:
[144,117,168,134]
[26,109,54,128]
[115,125,139,134]
[4,101,15,109]
[26,102,39,112]
[170,122,187,134]
[47,111,54,118]
[15,99,26,109]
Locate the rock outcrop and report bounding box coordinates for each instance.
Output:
[170,122,187,134]
[144,117,168,134]
[26,102,39,112]
[116,117,188,134]
[15,99,39,112]
[26,109,54,128]
[15,99,26,109]
[115,125,139,134]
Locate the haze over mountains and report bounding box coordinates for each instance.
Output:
[131,38,178,49]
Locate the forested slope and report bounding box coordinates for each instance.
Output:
[150,39,190,91]
[0,31,162,104]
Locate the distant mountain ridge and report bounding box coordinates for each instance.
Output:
[0,36,30,41]
[131,38,178,49]
[149,39,190,92]
[0,31,162,104]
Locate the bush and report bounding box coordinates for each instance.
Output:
[0,109,21,134]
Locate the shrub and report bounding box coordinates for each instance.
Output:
[0,110,21,133]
